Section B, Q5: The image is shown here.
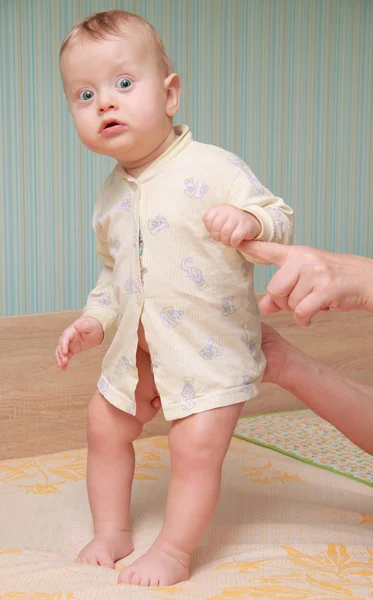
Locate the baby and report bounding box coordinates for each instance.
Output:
[56,10,294,587]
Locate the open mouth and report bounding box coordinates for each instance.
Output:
[100,120,126,133]
[104,121,119,129]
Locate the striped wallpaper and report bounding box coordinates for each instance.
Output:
[1,0,372,316]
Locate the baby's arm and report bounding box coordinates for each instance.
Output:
[56,210,120,370]
[81,232,120,334]
[204,164,294,251]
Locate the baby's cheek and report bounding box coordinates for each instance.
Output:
[135,92,166,129]
[70,112,93,146]
[76,126,99,152]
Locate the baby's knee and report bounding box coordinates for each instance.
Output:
[87,391,142,451]
[169,424,226,470]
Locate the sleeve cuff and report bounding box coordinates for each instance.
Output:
[242,206,273,241]
[82,306,117,339]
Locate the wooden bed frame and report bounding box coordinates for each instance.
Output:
[1,308,372,460]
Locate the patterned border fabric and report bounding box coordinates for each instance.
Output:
[234,409,373,487]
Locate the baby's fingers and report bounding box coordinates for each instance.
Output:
[59,327,76,355]
[56,342,74,369]
[56,345,68,369]
[60,351,74,371]
[229,223,247,247]
[203,206,221,231]
[55,346,62,368]
[210,214,231,243]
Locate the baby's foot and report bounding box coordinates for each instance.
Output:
[77,530,134,569]
[118,545,190,586]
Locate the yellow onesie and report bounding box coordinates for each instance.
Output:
[83,125,294,420]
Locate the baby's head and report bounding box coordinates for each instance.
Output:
[60,10,181,169]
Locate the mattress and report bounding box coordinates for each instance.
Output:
[1,413,373,599]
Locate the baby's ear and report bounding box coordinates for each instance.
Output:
[164,73,181,117]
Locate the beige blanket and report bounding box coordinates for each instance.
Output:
[1,435,373,599]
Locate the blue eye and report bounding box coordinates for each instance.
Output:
[79,89,94,101]
[116,77,132,90]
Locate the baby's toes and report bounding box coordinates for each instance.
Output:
[118,567,134,584]
[96,553,115,569]
[77,554,93,565]
[139,574,151,586]
[127,569,141,585]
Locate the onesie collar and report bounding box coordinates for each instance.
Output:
[114,125,192,183]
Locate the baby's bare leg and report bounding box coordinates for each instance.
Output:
[77,346,159,568]
[119,402,244,586]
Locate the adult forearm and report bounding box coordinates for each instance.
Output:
[279,346,373,455]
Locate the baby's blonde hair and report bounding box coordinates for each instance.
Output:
[60,10,174,77]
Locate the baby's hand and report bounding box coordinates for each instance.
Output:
[203,204,261,248]
[56,316,104,371]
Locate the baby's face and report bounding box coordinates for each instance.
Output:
[60,35,172,165]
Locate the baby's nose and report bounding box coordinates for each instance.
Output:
[98,101,116,114]
[97,92,118,113]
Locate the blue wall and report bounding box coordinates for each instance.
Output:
[1,0,372,315]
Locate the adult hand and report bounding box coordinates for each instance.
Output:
[260,322,290,385]
[239,241,373,326]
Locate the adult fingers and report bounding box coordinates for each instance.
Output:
[266,258,300,297]
[263,262,300,312]
[287,277,314,311]
[238,240,290,266]
[293,291,331,326]
[258,294,284,314]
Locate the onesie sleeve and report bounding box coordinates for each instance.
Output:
[227,163,294,246]
[81,210,119,339]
